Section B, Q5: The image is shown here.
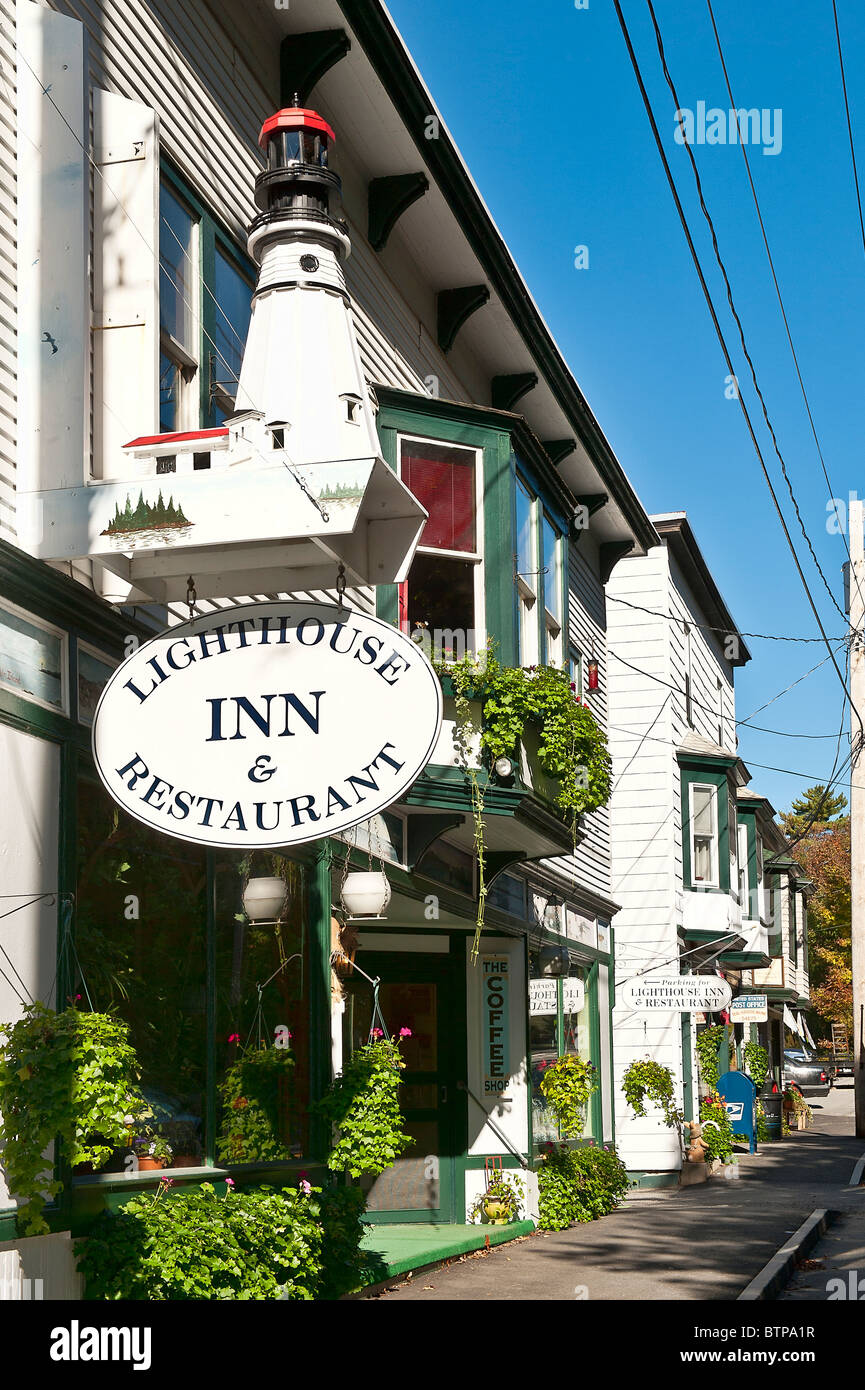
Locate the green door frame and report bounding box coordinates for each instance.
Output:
[352,944,467,1224]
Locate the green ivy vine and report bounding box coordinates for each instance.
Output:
[695,1026,726,1092]
[743,1041,769,1090]
[0,1003,144,1235]
[441,643,612,959]
[621,1058,683,1129]
[538,1055,597,1138]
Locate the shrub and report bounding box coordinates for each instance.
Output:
[537,1143,630,1231]
[75,1180,381,1301]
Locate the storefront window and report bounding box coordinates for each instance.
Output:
[213,856,309,1161]
[529,962,594,1147]
[75,776,207,1161]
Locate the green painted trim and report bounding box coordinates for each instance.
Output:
[309,842,333,1159]
[205,851,217,1167]
[681,1012,694,1122]
[719,951,771,968]
[587,961,603,1140]
[681,766,736,894]
[626,1171,680,1189]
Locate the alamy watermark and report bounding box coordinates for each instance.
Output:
[674,102,782,156]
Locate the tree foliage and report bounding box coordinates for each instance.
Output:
[779,786,851,1039]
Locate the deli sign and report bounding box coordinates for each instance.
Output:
[92,602,443,848]
[619,975,732,1013]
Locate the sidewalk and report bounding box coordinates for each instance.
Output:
[370,1086,864,1301]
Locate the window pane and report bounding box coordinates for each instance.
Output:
[160,183,195,351]
[75,777,207,1167]
[516,481,535,585]
[405,552,476,657]
[212,248,252,421]
[401,441,476,552]
[159,350,181,433]
[692,786,715,836]
[215,857,309,1161]
[542,516,562,622]
[77,647,115,726]
[0,604,65,710]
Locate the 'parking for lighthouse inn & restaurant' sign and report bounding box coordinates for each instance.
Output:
[619,975,732,1013]
[92,602,443,848]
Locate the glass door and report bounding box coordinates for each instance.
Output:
[342,951,462,1222]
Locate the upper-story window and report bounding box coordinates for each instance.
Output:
[515,480,564,666]
[159,173,253,435]
[398,437,483,658]
[690,782,719,886]
[789,887,798,965]
[737,821,749,911]
[160,182,199,433]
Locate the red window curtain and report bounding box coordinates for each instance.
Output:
[402,444,475,552]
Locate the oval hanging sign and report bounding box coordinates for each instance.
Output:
[619,975,732,1014]
[92,602,443,848]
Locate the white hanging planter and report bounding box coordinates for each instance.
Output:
[341,871,391,920]
[243,876,287,923]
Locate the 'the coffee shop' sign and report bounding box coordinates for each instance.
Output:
[92,602,443,848]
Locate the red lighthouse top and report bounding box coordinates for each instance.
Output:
[259,107,336,148]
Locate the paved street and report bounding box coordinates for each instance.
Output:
[371,1084,864,1301]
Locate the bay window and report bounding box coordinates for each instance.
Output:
[738,821,750,913]
[398,437,483,659]
[690,783,719,887]
[159,182,198,434]
[516,480,565,667]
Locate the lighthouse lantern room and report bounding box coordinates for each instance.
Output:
[21,105,428,603]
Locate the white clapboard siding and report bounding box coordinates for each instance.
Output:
[0,0,16,539]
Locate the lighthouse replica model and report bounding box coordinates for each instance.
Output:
[27,104,427,603]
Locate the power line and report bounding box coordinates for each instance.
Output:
[646,2,846,625]
[831,0,865,265]
[612,0,863,749]
[737,651,840,725]
[606,642,848,737]
[606,591,844,643]
[706,0,865,621]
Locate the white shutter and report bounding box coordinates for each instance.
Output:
[16,0,87,504]
[92,88,160,480]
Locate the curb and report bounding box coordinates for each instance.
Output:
[848,1153,865,1188]
[737,1209,838,1301]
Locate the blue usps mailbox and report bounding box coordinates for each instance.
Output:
[717,1071,758,1154]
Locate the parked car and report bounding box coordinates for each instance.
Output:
[783,1050,832,1095]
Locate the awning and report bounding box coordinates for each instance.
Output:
[783,1004,801,1037]
[799,1013,816,1049]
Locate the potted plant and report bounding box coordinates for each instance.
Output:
[216,1043,296,1164]
[132,1130,173,1171]
[538,1054,597,1138]
[468,1170,525,1225]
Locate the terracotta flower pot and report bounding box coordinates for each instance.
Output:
[137,1156,163,1171]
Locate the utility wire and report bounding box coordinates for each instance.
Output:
[606,591,844,643]
[737,651,839,725]
[612,0,863,748]
[606,642,848,737]
[706,0,865,620]
[646,1,846,625]
[831,0,865,265]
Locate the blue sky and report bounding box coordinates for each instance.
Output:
[386,0,865,817]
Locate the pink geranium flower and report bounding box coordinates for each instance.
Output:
[399,1027,412,1038]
